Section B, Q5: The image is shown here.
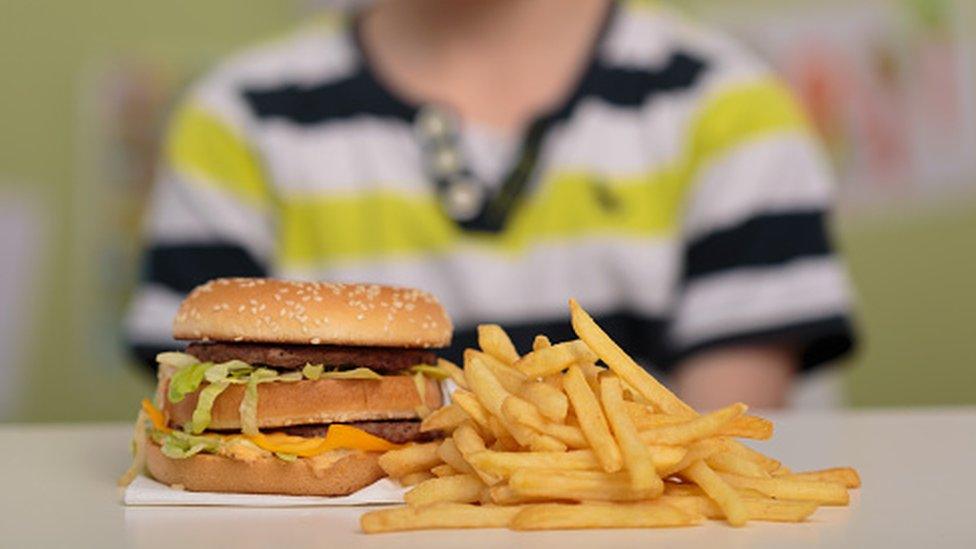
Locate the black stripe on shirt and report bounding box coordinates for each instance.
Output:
[668,314,856,374]
[240,51,707,127]
[556,52,707,117]
[142,243,267,295]
[242,69,417,125]
[684,211,832,282]
[447,312,668,372]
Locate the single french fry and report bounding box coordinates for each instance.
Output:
[569,299,694,416]
[378,442,442,478]
[518,381,569,423]
[489,484,554,505]
[404,474,486,506]
[464,354,511,417]
[681,460,748,527]
[510,502,701,530]
[466,445,684,479]
[361,503,521,533]
[706,452,771,478]
[467,450,598,477]
[478,324,520,364]
[466,349,527,394]
[625,402,773,440]
[421,403,468,433]
[639,403,747,445]
[719,473,850,506]
[786,467,861,489]
[660,495,818,522]
[438,438,476,476]
[509,469,660,502]
[563,365,622,472]
[513,340,598,378]
[437,358,468,389]
[532,335,552,351]
[398,471,434,486]
[452,390,491,430]
[600,375,662,493]
[663,481,767,500]
[514,339,597,379]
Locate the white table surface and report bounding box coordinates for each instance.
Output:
[1,408,974,548]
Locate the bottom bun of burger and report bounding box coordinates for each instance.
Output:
[146,442,385,496]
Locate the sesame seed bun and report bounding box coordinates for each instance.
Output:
[172,278,452,348]
[145,441,385,496]
[165,376,444,430]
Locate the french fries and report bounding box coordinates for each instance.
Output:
[377,442,442,478]
[510,502,701,530]
[660,495,819,522]
[362,503,521,533]
[600,375,662,493]
[564,365,622,472]
[509,469,660,502]
[397,471,434,486]
[361,301,860,533]
[518,381,568,422]
[478,324,520,365]
[680,460,748,527]
[420,403,468,433]
[404,474,486,506]
[513,340,598,378]
[786,467,862,488]
[437,358,468,389]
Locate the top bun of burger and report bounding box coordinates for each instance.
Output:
[172,278,452,348]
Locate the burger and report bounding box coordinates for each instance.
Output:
[121,278,452,496]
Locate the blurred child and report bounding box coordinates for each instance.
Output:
[126,0,856,408]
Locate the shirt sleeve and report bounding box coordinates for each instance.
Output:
[124,84,275,370]
[663,78,857,373]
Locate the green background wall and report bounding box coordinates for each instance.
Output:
[1,0,973,422]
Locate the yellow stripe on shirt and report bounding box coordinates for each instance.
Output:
[166,103,272,208]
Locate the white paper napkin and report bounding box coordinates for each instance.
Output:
[123,474,406,507]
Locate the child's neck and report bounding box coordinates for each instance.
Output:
[361,0,611,134]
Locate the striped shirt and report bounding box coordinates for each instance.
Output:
[125,1,856,374]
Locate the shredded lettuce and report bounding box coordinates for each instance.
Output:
[159,430,221,459]
[320,367,383,380]
[302,363,324,380]
[203,360,252,383]
[274,452,298,462]
[187,380,231,434]
[239,368,278,436]
[167,361,213,403]
[409,364,450,380]
[156,352,201,370]
[301,364,383,380]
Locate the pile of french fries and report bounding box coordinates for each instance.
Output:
[361,299,860,532]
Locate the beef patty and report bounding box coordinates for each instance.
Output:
[185,342,437,373]
[277,420,437,445]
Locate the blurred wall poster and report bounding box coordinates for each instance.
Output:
[696,0,976,208]
[76,59,190,372]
